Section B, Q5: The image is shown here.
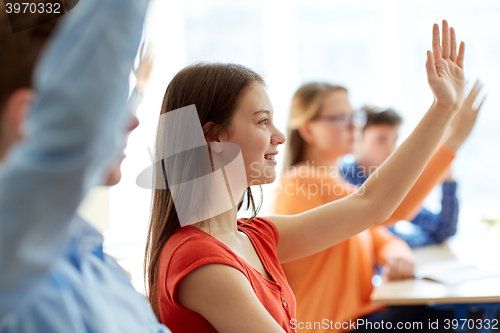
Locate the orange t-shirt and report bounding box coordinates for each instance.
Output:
[274,145,455,332]
[157,217,297,333]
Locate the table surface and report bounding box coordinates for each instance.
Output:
[371,220,500,306]
[107,217,500,300]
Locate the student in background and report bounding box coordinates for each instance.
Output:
[341,97,481,248]
[0,0,170,332]
[147,21,468,333]
[273,51,481,333]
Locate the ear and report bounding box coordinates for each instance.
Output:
[3,88,33,139]
[297,122,315,145]
[202,121,218,140]
[202,122,224,153]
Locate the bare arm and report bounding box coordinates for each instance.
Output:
[270,21,467,263]
[177,264,286,333]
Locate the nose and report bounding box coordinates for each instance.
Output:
[272,127,286,145]
[128,114,140,133]
[347,120,356,131]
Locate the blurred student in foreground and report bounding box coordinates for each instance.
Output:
[0,0,170,332]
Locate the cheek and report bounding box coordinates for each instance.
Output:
[374,144,391,161]
[234,136,268,175]
[343,130,355,144]
[330,129,353,149]
[240,136,267,161]
[314,126,339,149]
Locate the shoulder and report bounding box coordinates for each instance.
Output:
[162,227,240,270]
[159,227,244,285]
[238,216,279,248]
[158,227,247,304]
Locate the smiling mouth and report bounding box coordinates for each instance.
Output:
[264,154,276,161]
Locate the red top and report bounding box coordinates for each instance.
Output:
[157,217,297,332]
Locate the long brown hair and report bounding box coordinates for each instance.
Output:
[283,82,347,169]
[145,62,264,320]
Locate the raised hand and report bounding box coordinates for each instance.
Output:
[426,20,466,111]
[444,79,486,151]
[133,42,154,91]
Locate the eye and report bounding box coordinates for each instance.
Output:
[258,118,268,125]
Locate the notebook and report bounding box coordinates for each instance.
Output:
[414,259,500,285]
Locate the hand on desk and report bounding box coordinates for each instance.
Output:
[382,257,415,281]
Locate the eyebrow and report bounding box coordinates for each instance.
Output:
[253,109,273,115]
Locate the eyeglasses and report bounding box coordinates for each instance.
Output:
[312,110,367,129]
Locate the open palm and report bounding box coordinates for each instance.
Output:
[133,42,154,90]
[426,20,466,110]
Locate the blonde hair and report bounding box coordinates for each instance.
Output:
[283,82,347,169]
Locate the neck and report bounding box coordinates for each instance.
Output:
[194,184,244,237]
[300,145,343,178]
[197,207,239,236]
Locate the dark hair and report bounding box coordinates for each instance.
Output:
[284,82,347,168]
[0,4,59,112]
[145,62,265,320]
[361,106,403,132]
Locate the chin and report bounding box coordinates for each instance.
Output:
[247,175,276,187]
[341,146,354,156]
[105,168,122,186]
[264,171,277,183]
[263,177,276,185]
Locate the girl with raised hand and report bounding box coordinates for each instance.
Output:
[274,25,481,332]
[146,20,465,333]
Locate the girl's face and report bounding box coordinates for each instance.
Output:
[220,81,285,186]
[305,90,355,159]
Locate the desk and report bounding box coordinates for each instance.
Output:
[371,221,500,331]
[370,276,500,306]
